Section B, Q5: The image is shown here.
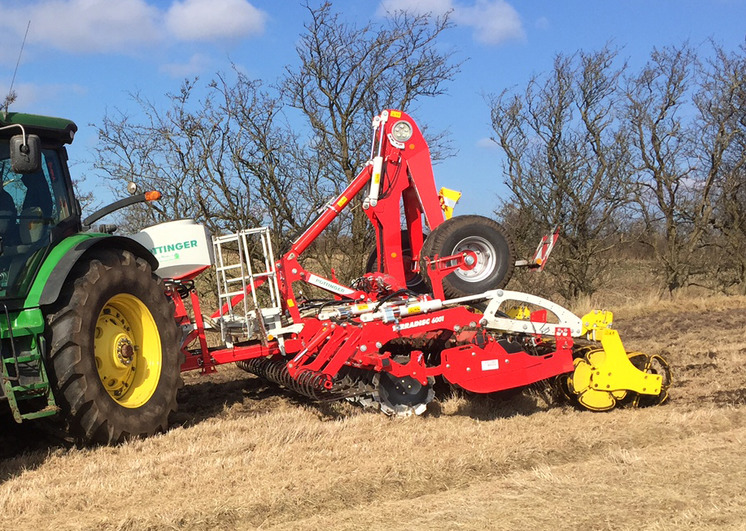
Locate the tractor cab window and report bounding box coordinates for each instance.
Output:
[0,144,73,298]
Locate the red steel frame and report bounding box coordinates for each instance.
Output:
[173,109,576,397]
[275,109,448,320]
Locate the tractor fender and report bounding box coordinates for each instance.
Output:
[35,234,158,307]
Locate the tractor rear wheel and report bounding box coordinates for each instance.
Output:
[46,248,181,444]
[421,215,515,298]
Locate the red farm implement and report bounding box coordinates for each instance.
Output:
[134,109,671,416]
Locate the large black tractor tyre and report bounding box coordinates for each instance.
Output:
[421,215,515,299]
[45,248,181,444]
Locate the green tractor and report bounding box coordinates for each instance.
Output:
[0,112,181,444]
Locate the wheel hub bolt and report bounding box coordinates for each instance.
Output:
[117,338,135,365]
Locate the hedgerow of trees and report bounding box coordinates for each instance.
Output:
[491,41,746,298]
[94,2,746,298]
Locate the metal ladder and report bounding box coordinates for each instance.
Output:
[213,227,283,346]
[1,307,58,422]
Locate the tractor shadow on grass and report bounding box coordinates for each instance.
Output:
[0,412,72,482]
[173,370,270,427]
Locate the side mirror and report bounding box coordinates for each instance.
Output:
[10,134,41,174]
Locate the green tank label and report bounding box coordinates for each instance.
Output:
[149,239,199,256]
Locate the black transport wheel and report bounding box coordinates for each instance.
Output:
[421,215,515,298]
[45,248,181,444]
[365,230,428,292]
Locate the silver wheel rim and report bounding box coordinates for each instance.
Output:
[452,235,496,282]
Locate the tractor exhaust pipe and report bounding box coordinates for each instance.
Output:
[83,189,161,229]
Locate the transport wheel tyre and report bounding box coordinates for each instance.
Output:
[46,248,181,444]
[421,215,515,298]
[365,230,428,292]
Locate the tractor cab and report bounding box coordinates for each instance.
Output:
[0,113,79,302]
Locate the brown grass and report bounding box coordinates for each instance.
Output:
[1,291,745,530]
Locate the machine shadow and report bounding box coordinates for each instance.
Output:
[175,369,564,430]
[0,413,73,482]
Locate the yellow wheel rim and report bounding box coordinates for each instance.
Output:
[94,294,162,408]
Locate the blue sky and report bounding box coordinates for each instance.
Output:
[1,0,745,218]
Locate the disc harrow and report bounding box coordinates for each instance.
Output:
[158,108,671,423]
[369,372,436,417]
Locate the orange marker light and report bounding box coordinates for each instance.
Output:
[144,190,162,201]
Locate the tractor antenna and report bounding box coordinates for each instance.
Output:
[3,20,31,119]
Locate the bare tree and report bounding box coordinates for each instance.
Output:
[700,43,746,293]
[94,2,459,283]
[283,2,459,277]
[625,44,701,294]
[207,71,335,249]
[624,42,746,294]
[96,80,233,233]
[490,47,630,299]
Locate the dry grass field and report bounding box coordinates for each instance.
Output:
[0,291,745,530]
